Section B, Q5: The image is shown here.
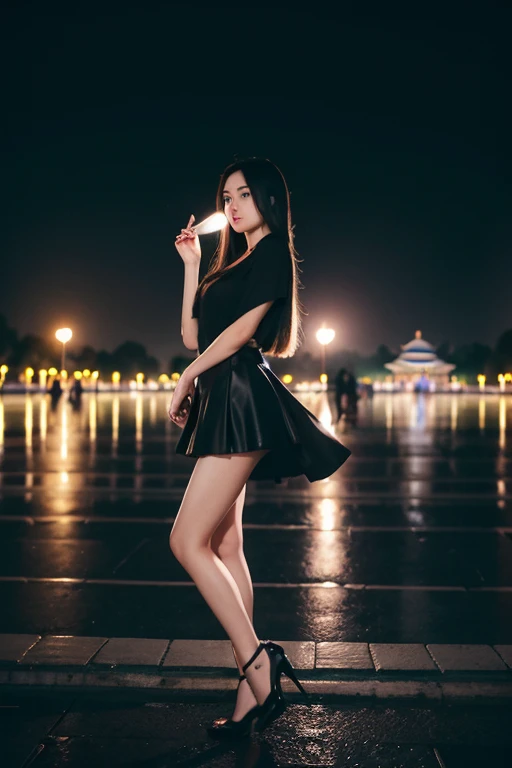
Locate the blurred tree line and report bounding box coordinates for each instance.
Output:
[1,313,511,384]
[0,314,159,380]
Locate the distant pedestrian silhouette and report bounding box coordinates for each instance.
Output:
[334,367,359,423]
[48,375,63,411]
[49,377,62,399]
[68,377,83,408]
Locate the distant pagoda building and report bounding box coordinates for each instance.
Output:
[384,330,455,390]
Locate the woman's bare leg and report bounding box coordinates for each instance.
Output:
[210,483,258,718]
[169,449,272,707]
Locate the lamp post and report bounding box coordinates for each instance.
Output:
[316,324,335,384]
[55,328,73,375]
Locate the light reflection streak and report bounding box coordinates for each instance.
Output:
[385,393,393,431]
[60,397,68,460]
[88,394,97,444]
[39,395,48,465]
[134,393,144,501]
[25,393,33,454]
[0,391,508,513]
[450,395,458,431]
[112,394,119,452]
[406,507,425,525]
[479,396,486,431]
[135,392,143,450]
[318,497,337,531]
[318,390,335,434]
[150,395,157,426]
[0,399,4,473]
[303,496,349,638]
[499,396,507,450]
[89,394,97,481]
[111,394,120,495]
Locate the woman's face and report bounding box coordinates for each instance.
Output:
[222,170,266,235]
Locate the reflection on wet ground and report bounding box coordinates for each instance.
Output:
[2,688,512,767]
[0,391,511,641]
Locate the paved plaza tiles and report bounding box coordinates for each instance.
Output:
[0,390,511,764]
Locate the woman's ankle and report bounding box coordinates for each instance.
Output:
[243,648,271,706]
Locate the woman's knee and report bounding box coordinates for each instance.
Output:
[169,528,201,563]
[169,529,184,560]
[168,451,264,562]
[170,524,242,563]
[212,527,243,560]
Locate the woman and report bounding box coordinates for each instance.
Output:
[168,157,351,738]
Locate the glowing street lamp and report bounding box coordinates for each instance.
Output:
[497,374,510,393]
[316,324,335,382]
[55,328,73,374]
[39,369,48,390]
[0,364,8,389]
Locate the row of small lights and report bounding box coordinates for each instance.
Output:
[0,326,330,390]
[1,367,511,392]
[0,364,298,388]
[0,365,167,386]
[478,374,512,392]
[1,324,510,391]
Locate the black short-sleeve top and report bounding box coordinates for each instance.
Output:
[191,232,291,355]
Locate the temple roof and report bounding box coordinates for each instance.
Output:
[400,329,435,353]
[385,360,455,373]
[385,330,455,374]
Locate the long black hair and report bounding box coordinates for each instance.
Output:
[195,156,306,357]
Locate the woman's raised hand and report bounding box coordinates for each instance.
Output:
[175,214,201,264]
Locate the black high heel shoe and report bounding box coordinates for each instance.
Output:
[206,644,261,740]
[242,640,311,734]
[206,673,261,739]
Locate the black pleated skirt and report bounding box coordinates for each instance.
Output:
[175,343,352,483]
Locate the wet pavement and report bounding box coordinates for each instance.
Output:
[1,687,512,767]
[1,391,511,642]
[0,390,511,763]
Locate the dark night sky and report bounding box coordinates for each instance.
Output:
[3,2,509,368]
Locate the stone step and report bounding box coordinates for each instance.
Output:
[1,634,511,701]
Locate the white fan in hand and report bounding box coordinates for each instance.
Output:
[191,212,228,235]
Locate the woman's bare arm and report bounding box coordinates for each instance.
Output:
[181,261,200,350]
[184,301,274,379]
[175,215,200,351]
